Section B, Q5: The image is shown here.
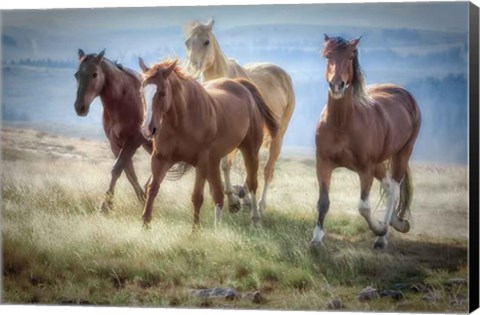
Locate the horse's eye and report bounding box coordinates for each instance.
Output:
[160,91,166,97]
[204,40,210,46]
[93,72,98,78]
[74,72,79,79]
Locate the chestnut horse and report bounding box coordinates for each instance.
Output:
[184,18,295,215]
[311,36,421,249]
[74,49,152,212]
[138,58,278,228]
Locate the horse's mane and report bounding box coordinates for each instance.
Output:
[143,59,194,81]
[323,37,372,106]
[81,53,140,82]
[183,20,207,39]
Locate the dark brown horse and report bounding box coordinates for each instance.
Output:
[138,58,278,229]
[74,49,152,212]
[312,35,421,249]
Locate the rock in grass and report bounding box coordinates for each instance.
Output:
[391,283,411,291]
[446,278,467,286]
[327,299,345,309]
[379,290,404,300]
[423,292,440,301]
[190,287,239,300]
[358,286,379,301]
[410,283,429,293]
[358,287,404,301]
[244,291,264,304]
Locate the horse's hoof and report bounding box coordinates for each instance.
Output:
[228,199,241,213]
[100,200,112,215]
[370,221,388,237]
[309,239,323,247]
[232,185,247,198]
[142,221,151,230]
[249,216,262,229]
[373,237,388,250]
[390,217,410,233]
[142,215,152,229]
[257,200,266,215]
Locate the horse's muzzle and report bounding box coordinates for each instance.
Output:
[328,80,348,99]
[74,102,89,117]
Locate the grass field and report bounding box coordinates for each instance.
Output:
[1,127,469,312]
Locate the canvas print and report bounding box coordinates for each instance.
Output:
[1,1,478,313]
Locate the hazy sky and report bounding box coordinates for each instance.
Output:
[2,2,469,34]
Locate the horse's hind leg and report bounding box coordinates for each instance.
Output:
[258,130,285,215]
[221,151,241,213]
[358,167,388,242]
[124,158,146,204]
[373,149,413,249]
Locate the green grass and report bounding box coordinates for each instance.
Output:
[1,128,469,311]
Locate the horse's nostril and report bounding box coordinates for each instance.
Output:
[340,81,345,89]
[152,127,157,135]
[81,105,86,112]
[329,82,334,90]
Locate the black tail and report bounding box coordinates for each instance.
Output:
[236,78,279,138]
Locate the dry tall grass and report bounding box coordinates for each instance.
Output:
[1,127,469,311]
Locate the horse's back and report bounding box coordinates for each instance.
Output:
[243,62,295,121]
[367,83,420,125]
[203,78,257,155]
[366,83,421,152]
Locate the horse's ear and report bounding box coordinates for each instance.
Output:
[324,34,330,42]
[206,17,214,31]
[164,60,178,78]
[78,49,85,60]
[138,57,149,73]
[349,36,362,50]
[94,49,106,64]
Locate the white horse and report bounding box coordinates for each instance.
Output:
[183,18,296,216]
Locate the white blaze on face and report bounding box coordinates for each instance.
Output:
[141,84,157,136]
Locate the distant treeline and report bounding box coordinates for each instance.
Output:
[3,58,76,69]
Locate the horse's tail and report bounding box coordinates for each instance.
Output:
[397,165,413,220]
[165,162,193,181]
[236,78,279,138]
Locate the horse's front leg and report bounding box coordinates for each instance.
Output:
[310,158,333,246]
[221,151,241,213]
[101,139,140,214]
[191,152,209,230]
[142,156,172,227]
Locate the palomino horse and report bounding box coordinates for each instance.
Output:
[74,49,152,212]
[138,58,278,228]
[183,18,295,215]
[311,35,421,249]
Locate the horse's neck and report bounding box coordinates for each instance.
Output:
[99,61,136,109]
[167,74,212,128]
[202,39,230,80]
[326,89,354,128]
[165,74,190,126]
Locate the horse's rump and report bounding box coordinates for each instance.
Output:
[234,78,279,139]
[244,63,295,121]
